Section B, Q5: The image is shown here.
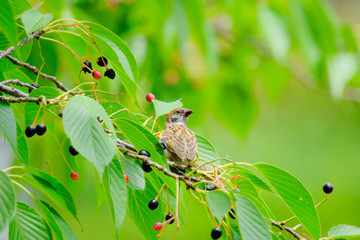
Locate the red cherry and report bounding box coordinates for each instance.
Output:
[214,180,222,189]
[70,171,79,181]
[124,174,129,184]
[153,222,163,231]
[146,93,155,102]
[92,70,102,79]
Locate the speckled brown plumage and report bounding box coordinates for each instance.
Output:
[161,108,207,175]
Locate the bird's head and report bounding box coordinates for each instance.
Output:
[165,108,194,128]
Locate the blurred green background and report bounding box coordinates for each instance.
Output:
[2,0,360,239]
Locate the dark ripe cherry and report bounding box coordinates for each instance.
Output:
[139,150,150,157]
[104,69,115,79]
[69,145,79,156]
[211,227,222,240]
[158,140,167,150]
[148,199,159,210]
[97,56,108,66]
[82,61,93,74]
[323,183,334,194]
[35,124,47,136]
[28,83,39,93]
[25,125,36,138]
[142,161,152,173]
[206,184,215,191]
[228,208,236,219]
[165,213,175,224]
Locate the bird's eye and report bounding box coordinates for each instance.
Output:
[176,110,180,114]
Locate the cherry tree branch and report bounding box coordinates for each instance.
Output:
[0,29,45,60]
[271,219,301,239]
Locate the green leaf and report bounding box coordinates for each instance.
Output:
[82,21,139,103]
[108,158,127,234]
[36,200,63,240]
[9,202,51,240]
[196,134,218,160]
[102,101,133,120]
[25,86,60,126]
[0,101,20,161]
[0,0,18,47]
[113,118,167,166]
[327,53,357,100]
[234,194,271,240]
[124,156,145,190]
[328,224,360,239]
[0,170,16,232]
[22,166,79,224]
[21,9,53,36]
[230,167,271,192]
[63,96,116,177]
[43,202,78,240]
[207,190,231,221]
[9,0,32,17]
[258,7,289,62]
[254,163,320,240]
[16,122,29,165]
[153,99,183,116]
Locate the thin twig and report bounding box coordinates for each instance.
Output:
[271,219,302,239]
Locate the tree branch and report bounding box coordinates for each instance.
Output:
[3,54,70,92]
[0,81,28,98]
[271,219,302,239]
[0,29,45,60]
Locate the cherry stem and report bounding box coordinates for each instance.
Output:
[221,175,241,183]
[222,221,230,237]
[74,25,109,70]
[41,105,47,124]
[167,186,170,213]
[92,83,98,102]
[155,183,167,200]
[32,105,43,126]
[60,152,73,172]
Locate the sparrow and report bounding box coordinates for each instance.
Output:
[161,108,207,175]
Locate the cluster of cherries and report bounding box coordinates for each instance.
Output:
[82,56,115,80]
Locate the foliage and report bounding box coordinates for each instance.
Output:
[0,1,360,240]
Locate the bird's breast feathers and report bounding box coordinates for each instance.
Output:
[161,124,197,163]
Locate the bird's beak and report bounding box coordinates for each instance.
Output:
[184,109,194,117]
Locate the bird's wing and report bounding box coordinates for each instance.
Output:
[162,124,197,162]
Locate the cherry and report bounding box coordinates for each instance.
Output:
[323,183,334,194]
[228,208,236,219]
[214,180,222,189]
[206,184,215,191]
[97,56,108,67]
[148,199,159,210]
[104,69,115,79]
[146,93,155,103]
[25,125,36,138]
[142,161,152,173]
[69,145,79,156]
[139,150,150,157]
[153,222,163,231]
[165,213,175,224]
[82,61,92,74]
[211,227,222,239]
[124,174,129,184]
[28,83,39,93]
[35,124,47,136]
[70,171,79,181]
[158,140,167,150]
[92,70,102,79]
